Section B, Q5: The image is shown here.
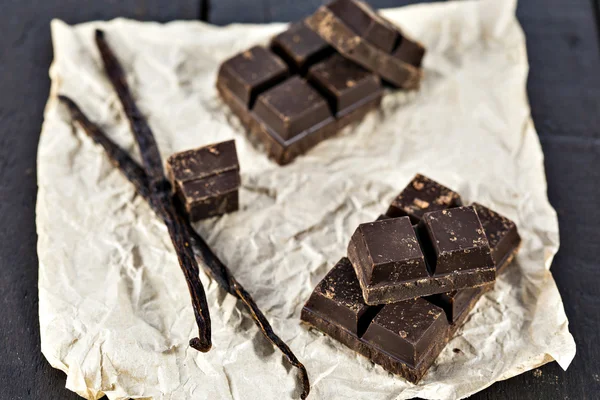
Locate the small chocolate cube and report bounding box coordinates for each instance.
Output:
[418,206,494,275]
[304,258,371,335]
[271,22,333,73]
[167,140,241,221]
[362,298,449,367]
[347,217,428,287]
[167,140,239,184]
[387,174,462,224]
[217,46,288,108]
[327,0,399,53]
[177,170,241,221]
[472,203,521,270]
[393,35,426,68]
[253,76,335,142]
[308,54,381,117]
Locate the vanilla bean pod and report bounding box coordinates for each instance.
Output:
[59,96,310,398]
[94,29,211,352]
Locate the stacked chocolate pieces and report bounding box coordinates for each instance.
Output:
[217,0,425,165]
[301,174,521,382]
[167,140,241,221]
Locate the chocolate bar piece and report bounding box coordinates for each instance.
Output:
[472,203,522,273]
[386,174,462,224]
[303,257,376,336]
[253,76,335,142]
[308,53,381,118]
[425,206,521,323]
[216,46,289,109]
[167,140,241,221]
[217,23,382,165]
[424,286,486,324]
[362,298,449,367]
[301,257,481,383]
[348,207,496,305]
[271,22,333,73]
[305,0,425,89]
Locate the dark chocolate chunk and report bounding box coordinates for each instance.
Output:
[305,0,424,89]
[166,139,239,184]
[387,174,462,224]
[348,207,495,305]
[326,0,398,53]
[167,140,241,221]
[308,53,381,117]
[472,203,522,272]
[425,286,486,324]
[217,28,382,165]
[217,46,288,108]
[393,34,426,68]
[253,76,335,142]
[304,258,374,335]
[348,217,428,287]
[271,22,333,73]
[301,257,484,383]
[362,298,449,367]
[418,206,494,275]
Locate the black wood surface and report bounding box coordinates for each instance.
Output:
[1,0,598,399]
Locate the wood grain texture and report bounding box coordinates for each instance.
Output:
[0,2,198,399]
[1,0,599,399]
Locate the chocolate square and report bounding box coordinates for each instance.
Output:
[304,257,372,335]
[327,0,399,53]
[308,53,381,117]
[393,35,426,68]
[472,203,521,271]
[167,140,241,221]
[253,76,335,142]
[348,217,428,287]
[217,46,289,108]
[362,298,448,367]
[271,22,333,73]
[418,206,494,275]
[167,140,239,184]
[387,174,462,224]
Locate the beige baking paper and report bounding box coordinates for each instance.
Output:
[36,0,576,399]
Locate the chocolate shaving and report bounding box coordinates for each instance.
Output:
[56,29,310,399]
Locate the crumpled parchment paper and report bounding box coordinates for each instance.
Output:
[36,0,576,399]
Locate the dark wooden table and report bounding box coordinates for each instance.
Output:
[1,1,598,399]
